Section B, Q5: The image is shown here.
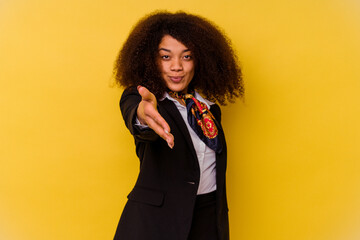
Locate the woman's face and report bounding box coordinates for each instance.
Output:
[157,35,195,93]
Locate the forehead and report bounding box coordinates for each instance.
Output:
[158,35,190,50]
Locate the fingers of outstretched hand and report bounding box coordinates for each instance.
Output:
[146,116,174,149]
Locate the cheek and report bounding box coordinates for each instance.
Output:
[187,63,195,76]
[159,62,169,74]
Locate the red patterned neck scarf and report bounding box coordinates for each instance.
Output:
[168,91,222,153]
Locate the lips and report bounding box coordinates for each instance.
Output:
[169,76,183,83]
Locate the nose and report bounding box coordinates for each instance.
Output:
[170,58,183,71]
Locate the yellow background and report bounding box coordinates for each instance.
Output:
[1,0,359,239]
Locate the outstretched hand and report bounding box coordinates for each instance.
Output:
[137,86,174,149]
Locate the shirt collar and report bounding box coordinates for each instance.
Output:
[160,91,214,109]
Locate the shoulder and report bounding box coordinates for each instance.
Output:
[120,86,140,102]
[210,103,221,122]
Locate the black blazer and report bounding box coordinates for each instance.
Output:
[114,87,229,240]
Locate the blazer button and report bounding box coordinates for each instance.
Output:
[187,181,195,185]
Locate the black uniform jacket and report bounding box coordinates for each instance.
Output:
[114,87,229,240]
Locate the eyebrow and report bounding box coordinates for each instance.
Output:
[158,48,191,53]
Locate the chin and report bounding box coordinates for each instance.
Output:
[168,85,186,93]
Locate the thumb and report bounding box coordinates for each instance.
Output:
[137,85,156,102]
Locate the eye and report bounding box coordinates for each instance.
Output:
[183,55,192,60]
[161,55,170,60]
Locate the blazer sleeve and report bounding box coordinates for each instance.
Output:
[119,87,159,142]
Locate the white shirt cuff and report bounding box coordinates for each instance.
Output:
[135,117,150,130]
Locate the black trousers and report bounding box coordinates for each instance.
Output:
[187,191,218,240]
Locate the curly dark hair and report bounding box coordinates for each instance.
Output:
[114,11,244,105]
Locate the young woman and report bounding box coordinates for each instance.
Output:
[113,11,244,240]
